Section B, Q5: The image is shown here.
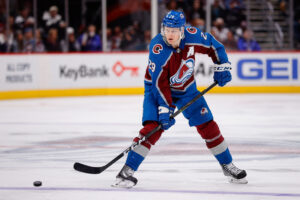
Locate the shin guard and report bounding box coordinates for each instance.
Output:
[126,121,163,171]
[196,120,232,164]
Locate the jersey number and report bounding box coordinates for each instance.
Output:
[201,32,207,40]
[148,59,156,72]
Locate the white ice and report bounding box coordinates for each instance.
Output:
[0,94,300,200]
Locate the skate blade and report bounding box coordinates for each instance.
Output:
[111,178,135,189]
[227,177,248,184]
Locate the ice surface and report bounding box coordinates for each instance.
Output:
[0,94,300,200]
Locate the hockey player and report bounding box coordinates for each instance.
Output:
[113,10,247,188]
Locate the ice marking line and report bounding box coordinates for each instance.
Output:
[0,122,136,126]
[0,187,299,197]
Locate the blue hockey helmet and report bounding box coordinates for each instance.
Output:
[162,10,186,28]
[161,10,186,42]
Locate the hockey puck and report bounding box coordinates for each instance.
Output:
[33,181,42,187]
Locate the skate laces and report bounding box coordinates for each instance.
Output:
[224,163,242,175]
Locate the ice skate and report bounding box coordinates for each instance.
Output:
[111,165,137,188]
[221,163,248,184]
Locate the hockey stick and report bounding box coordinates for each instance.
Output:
[74,81,218,174]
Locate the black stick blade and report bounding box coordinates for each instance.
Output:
[73,162,103,174]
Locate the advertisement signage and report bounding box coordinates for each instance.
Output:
[0,52,299,99]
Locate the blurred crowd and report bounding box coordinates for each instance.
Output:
[0,4,103,53]
[0,0,298,53]
[160,0,260,51]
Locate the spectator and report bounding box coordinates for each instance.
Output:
[235,20,247,39]
[191,17,205,31]
[106,27,113,51]
[7,16,16,52]
[112,26,122,51]
[14,30,24,52]
[278,0,287,16]
[35,29,45,52]
[0,13,6,52]
[143,30,151,50]
[23,28,35,52]
[78,24,102,52]
[224,0,246,29]
[132,21,144,42]
[238,29,261,51]
[66,27,79,52]
[0,30,6,52]
[223,31,238,50]
[14,7,35,32]
[211,18,229,43]
[211,0,226,22]
[135,29,151,50]
[42,5,66,40]
[120,26,138,51]
[188,0,205,22]
[45,28,62,52]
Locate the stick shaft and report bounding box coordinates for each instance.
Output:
[73,82,217,174]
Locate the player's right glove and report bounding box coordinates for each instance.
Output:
[213,63,232,87]
[158,106,175,130]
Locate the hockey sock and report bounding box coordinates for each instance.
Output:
[126,142,150,171]
[196,120,233,165]
[214,147,232,165]
[126,150,145,171]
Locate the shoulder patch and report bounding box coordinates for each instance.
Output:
[186,27,197,34]
[152,44,163,54]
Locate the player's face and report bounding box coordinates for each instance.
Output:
[164,27,181,47]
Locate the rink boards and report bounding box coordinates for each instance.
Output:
[0,52,300,99]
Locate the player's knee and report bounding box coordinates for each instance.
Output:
[138,121,163,148]
[196,120,224,148]
[196,120,220,139]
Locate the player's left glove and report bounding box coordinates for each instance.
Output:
[213,63,232,87]
[158,106,175,130]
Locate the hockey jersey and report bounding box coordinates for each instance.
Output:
[145,26,229,109]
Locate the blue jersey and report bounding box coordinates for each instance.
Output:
[144,26,229,109]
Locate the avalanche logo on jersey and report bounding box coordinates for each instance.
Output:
[186,27,197,34]
[201,107,208,115]
[152,44,163,54]
[170,58,194,88]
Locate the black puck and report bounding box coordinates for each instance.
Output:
[33,181,42,187]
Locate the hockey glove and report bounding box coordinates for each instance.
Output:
[213,63,232,87]
[158,106,175,130]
